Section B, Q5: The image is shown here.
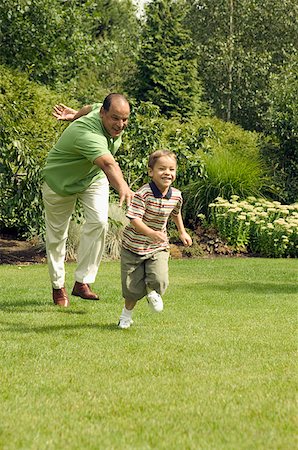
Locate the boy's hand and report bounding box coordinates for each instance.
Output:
[150,230,168,243]
[180,231,192,246]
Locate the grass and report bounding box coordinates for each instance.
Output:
[0,258,297,450]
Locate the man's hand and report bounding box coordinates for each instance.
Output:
[52,104,78,121]
[118,187,134,207]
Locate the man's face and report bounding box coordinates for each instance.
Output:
[100,99,130,138]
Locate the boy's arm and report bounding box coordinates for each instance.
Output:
[131,218,167,243]
[172,212,192,246]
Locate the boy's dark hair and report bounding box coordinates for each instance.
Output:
[148,150,177,169]
[102,93,129,111]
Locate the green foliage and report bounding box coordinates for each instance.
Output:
[185,0,298,130]
[0,140,44,237]
[159,119,214,188]
[0,65,71,162]
[209,196,298,257]
[0,0,95,86]
[179,119,265,220]
[261,56,298,203]
[132,0,209,118]
[0,0,140,96]
[0,65,73,236]
[119,101,165,189]
[106,203,129,259]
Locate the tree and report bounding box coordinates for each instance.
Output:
[132,0,209,118]
[0,0,140,96]
[185,0,298,130]
[0,0,95,86]
[261,55,298,203]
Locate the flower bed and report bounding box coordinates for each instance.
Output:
[208,196,298,257]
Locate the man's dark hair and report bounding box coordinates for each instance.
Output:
[102,93,129,111]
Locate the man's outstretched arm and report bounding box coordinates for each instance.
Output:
[52,104,92,121]
[94,154,134,207]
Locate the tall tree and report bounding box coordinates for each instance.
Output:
[262,55,298,203]
[0,0,140,96]
[185,0,298,130]
[132,0,209,118]
[0,0,94,86]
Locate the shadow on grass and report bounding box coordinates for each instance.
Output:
[0,299,91,313]
[0,320,120,334]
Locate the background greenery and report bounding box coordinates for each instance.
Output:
[0,0,297,250]
[0,258,297,449]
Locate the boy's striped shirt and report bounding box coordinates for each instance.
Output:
[122,181,182,255]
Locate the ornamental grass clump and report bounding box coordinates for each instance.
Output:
[209,196,298,257]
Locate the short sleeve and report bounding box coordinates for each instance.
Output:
[126,192,146,220]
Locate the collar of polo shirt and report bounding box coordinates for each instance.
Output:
[149,181,172,199]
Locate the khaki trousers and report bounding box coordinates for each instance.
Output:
[42,178,109,289]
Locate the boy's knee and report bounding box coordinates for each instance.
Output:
[148,274,169,295]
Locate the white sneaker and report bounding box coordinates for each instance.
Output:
[147,290,163,313]
[118,317,134,329]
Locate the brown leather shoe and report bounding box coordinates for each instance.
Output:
[71,281,99,300]
[52,287,69,307]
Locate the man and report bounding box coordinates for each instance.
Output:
[42,93,133,307]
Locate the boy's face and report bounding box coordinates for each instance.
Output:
[148,156,177,193]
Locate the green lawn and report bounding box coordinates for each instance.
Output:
[0,258,297,450]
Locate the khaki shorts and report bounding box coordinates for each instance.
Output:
[121,248,169,301]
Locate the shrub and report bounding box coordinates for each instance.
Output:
[180,119,265,221]
[0,65,73,163]
[120,101,165,189]
[261,56,298,203]
[0,140,44,237]
[209,196,298,257]
[0,65,74,236]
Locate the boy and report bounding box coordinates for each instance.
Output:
[118,150,192,329]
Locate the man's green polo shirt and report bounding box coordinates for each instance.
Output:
[43,103,123,196]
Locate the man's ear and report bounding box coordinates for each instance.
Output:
[148,168,153,177]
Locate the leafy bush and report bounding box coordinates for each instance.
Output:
[261,56,298,203]
[0,65,72,162]
[209,196,298,257]
[179,119,266,221]
[0,0,96,87]
[120,101,165,189]
[0,140,43,237]
[0,65,73,236]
